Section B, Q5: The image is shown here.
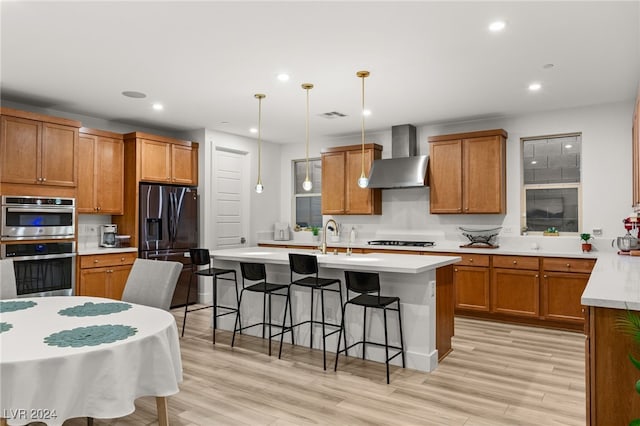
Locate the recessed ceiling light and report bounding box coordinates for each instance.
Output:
[565,144,573,149]
[249,128,258,134]
[152,103,163,111]
[363,109,371,117]
[528,82,542,91]
[122,90,146,99]
[531,160,538,165]
[489,21,506,32]
[277,73,290,82]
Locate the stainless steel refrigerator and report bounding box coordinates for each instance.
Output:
[139,183,198,308]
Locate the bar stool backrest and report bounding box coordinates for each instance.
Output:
[288,253,318,276]
[240,262,267,282]
[189,248,211,267]
[344,270,380,296]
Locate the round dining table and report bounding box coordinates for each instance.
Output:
[0,296,182,426]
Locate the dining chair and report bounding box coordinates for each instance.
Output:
[121,259,182,311]
[0,258,17,299]
[334,270,405,384]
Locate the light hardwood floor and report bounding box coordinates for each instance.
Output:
[62,307,585,425]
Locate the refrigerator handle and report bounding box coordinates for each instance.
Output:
[168,191,176,243]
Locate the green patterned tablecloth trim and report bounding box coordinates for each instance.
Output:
[58,302,132,317]
[44,324,138,348]
[0,300,37,313]
[0,322,12,333]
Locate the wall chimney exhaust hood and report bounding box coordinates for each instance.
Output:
[366,124,428,189]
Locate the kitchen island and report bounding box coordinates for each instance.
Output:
[581,253,640,425]
[209,246,461,372]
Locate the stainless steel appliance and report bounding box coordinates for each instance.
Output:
[367,240,435,247]
[1,196,75,241]
[139,184,198,308]
[1,241,75,297]
[100,224,118,247]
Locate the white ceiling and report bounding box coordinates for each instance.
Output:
[1,1,639,145]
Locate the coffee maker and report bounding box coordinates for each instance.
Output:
[100,224,118,248]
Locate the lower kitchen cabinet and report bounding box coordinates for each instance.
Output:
[77,252,137,300]
[541,257,595,324]
[453,254,490,312]
[491,255,540,318]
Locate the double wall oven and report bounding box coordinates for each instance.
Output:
[1,196,76,297]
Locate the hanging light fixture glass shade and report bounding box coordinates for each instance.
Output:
[302,83,314,191]
[357,70,370,188]
[254,93,266,194]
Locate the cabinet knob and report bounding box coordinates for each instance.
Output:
[42,177,46,182]
[94,259,99,263]
[166,177,171,181]
[454,268,458,272]
[37,177,42,182]
[535,274,539,278]
[468,258,473,263]
[543,274,548,278]
[97,206,101,211]
[121,257,125,261]
[513,260,517,264]
[566,263,571,268]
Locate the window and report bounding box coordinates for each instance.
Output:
[293,158,322,228]
[522,133,582,233]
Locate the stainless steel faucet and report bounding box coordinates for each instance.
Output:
[319,218,338,254]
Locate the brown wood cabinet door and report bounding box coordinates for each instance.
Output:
[140,139,171,182]
[95,136,124,214]
[463,136,505,213]
[78,268,109,298]
[453,266,490,311]
[345,149,375,214]
[542,271,588,323]
[0,116,41,184]
[77,134,96,213]
[491,268,539,317]
[321,151,345,214]
[41,123,77,187]
[109,265,133,300]
[429,140,462,213]
[171,144,197,185]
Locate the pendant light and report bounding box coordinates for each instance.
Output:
[302,83,314,192]
[254,93,266,194]
[357,70,370,188]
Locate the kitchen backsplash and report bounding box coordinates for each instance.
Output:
[78,215,113,249]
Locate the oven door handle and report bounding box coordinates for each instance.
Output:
[7,253,76,261]
[6,207,74,214]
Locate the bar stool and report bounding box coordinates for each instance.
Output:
[181,248,239,344]
[232,262,293,356]
[334,270,405,384]
[279,253,344,370]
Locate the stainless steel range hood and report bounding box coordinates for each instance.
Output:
[366,124,429,189]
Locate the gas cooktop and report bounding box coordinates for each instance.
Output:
[367,240,435,247]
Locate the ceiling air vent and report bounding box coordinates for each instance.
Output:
[319,111,347,119]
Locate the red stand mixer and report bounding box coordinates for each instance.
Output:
[616,217,640,253]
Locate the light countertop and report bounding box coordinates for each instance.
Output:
[77,246,138,255]
[210,246,461,274]
[258,239,598,259]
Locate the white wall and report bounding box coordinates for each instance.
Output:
[278,101,634,240]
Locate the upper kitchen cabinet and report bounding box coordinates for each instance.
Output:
[134,134,198,185]
[632,88,640,207]
[78,128,124,214]
[428,129,507,214]
[0,108,79,195]
[321,143,382,215]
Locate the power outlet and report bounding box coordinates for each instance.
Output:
[503,227,513,234]
[593,228,603,236]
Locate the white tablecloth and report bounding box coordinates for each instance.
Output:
[0,296,182,425]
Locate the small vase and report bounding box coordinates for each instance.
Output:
[581,243,592,252]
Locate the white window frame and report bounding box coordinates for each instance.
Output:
[520,133,582,235]
[292,158,322,229]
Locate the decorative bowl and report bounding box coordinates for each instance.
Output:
[458,226,502,247]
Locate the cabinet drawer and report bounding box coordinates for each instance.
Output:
[492,255,539,270]
[457,254,490,267]
[80,252,137,269]
[543,257,595,273]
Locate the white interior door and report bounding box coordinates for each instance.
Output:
[213,147,249,249]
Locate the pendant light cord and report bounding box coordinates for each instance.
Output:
[305,86,310,181]
[258,96,262,181]
[360,74,365,178]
